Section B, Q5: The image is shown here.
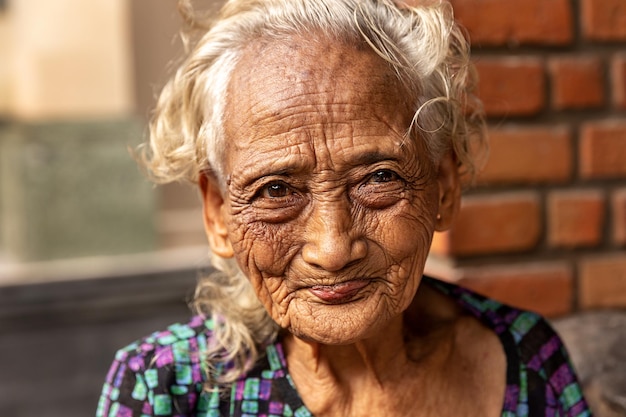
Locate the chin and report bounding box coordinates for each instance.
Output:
[284,296,399,345]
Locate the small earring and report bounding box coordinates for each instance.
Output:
[436,213,442,220]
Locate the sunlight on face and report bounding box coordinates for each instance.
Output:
[214,36,441,344]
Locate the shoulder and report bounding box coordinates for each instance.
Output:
[504,310,591,415]
[97,315,215,417]
[425,277,591,415]
[114,315,212,373]
[426,276,575,373]
[424,275,559,343]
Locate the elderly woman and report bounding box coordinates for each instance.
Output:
[97,0,591,416]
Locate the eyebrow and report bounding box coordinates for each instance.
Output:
[235,149,402,188]
[236,160,306,189]
[349,151,401,167]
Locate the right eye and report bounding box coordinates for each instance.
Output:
[250,180,305,223]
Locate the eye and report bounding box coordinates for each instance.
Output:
[368,169,399,183]
[260,181,292,198]
[354,168,405,209]
[250,180,305,223]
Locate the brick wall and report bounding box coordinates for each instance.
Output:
[431,0,626,317]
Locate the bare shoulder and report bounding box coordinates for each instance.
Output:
[410,279,507,368]
[452,314,507,390]
[406,280,507,416]
[449,314,507,416]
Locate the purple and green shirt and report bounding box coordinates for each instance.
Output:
[97,277,592,417]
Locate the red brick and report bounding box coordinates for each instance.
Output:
[450,0,573,46]
[458,262,574,317]
[581,0,626,41]
[475,58,545,117]
[478,125,572,184]
[579,254,626,309]
[579,120,626,179]
[613,188,626,246]
[549,57,605,109]
[612,54,626,109]
[444,192,541,256]
[547,190,605,248]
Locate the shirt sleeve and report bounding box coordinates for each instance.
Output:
[519,315,593,417]
[96,345,154,417]
[96,320,209,417]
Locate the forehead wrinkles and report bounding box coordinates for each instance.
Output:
[223,35,415,178]
[230,122,408,185]
[224,34,410,130]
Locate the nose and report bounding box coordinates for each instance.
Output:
[301,200,367,272]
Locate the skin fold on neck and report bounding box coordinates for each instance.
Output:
[281,282,470,417]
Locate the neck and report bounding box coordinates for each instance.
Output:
[278,283,504,417]
[282,283,461,386]
[283,313,411,387]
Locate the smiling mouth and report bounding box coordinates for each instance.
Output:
[308,279,370,304]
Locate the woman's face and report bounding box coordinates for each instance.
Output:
[202,37,457,344]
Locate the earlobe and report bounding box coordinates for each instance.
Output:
[199,173,234,258]
[435,152,461,232]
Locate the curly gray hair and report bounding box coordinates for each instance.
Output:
[140,0,485,390]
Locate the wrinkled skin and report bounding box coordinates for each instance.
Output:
[202,37,454,344]
[200,36,505,417]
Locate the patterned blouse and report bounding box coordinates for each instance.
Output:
[96,277,593,417]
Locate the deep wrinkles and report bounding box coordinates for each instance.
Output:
[247,200,433,336]
[219,34,442,344]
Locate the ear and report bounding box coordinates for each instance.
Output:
[198,172,234,258]
[435,152,461,232]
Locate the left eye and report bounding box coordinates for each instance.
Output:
[368,170,399,183]
[353,169,404,209]
[261,182,291,198]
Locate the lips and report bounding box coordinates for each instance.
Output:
[308,279,370,304]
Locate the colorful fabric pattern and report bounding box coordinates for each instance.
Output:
[96,277,592,417]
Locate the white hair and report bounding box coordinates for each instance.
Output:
[140,0,486,390]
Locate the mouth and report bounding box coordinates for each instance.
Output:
[308,279,371,304]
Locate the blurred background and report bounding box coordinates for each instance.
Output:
[0,0,624,416]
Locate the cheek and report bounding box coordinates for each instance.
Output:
[228,217,300,277]
[372,191,439,261]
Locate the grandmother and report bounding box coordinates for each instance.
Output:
[97,1,591,416]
